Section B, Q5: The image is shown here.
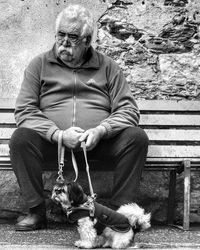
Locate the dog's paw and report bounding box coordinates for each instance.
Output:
[74,240,94,249]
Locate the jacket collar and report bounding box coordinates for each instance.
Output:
[46,44,100,69]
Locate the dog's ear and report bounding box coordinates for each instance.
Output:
[68,182,85,206]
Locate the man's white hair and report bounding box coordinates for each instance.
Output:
[55,4,95,38]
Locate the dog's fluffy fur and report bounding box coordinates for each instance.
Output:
[52,182,151,249]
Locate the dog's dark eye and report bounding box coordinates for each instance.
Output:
[55,189,63,195]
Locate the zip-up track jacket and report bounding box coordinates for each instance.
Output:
[15,45,140,142]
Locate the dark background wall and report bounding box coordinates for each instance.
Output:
[1,0,200,224]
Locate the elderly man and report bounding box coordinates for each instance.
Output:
[9,4,149,231]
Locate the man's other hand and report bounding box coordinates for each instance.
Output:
[79,125,106,151]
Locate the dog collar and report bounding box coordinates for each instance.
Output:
[67,196,95,223]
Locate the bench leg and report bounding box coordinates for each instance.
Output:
[183,160,191,231]
[167,170,176,225]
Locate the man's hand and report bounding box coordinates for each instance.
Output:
[79,125,106,151]
[62,127,85,149]
[52,127,85,148]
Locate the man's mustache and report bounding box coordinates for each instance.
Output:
[58,47,73,55]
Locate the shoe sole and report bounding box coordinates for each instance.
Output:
[15,222,47,231]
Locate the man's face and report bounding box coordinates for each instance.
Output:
[55,18,89,67]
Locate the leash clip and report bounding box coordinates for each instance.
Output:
[56,130,65,184]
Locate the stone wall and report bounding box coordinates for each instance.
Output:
[97,0,200,100]
[1,0,200,224]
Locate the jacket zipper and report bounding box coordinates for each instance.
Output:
[72,70,77,126]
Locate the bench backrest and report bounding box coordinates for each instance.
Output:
[139,100,200,161]
[1,99,200,162]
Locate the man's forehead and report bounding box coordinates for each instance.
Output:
[57,18,83,34]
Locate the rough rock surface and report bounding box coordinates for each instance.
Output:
[97,0,200,100]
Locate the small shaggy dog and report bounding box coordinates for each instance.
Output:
[51,181,151,249]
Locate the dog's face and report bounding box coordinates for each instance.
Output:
[51,181,86,210]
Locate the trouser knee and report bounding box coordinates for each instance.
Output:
[122,127,149,149]
[9,127,37,152]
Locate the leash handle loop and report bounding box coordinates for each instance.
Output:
[56,130,78,183]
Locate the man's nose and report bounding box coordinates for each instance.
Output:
[62,37,71,47]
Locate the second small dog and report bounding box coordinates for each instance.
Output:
[52,181,151,249]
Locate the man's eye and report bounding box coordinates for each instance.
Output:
[58,32,65,37]
[68,34,79,41]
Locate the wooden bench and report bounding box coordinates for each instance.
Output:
[1,98,200,231]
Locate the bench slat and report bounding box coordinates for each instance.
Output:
[0,113,15,124]
[1,99,200,112]
[148,145,200,158]
[140,114,200,126]
[0,128,15,139]
[1,128,200,142]
[0,99,15,109]
[137,100,200,111]
[1,144,200,158]
[2,113,200,126]
[1,156,200,165]
[145,129,200,141]
[0,145,10,156]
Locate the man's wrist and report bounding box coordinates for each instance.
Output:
[96,125,107,138]
[51,129,60,143]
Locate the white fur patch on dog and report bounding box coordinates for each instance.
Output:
[103,227,133,249]
[75,217,97,248]
[117,203,151,231]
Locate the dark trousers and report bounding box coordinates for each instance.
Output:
[9,127,149,209]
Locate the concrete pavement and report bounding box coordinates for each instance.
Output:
[1,247,200,250]
[1,221,200,249]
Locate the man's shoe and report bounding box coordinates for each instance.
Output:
[15,213,47,231]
